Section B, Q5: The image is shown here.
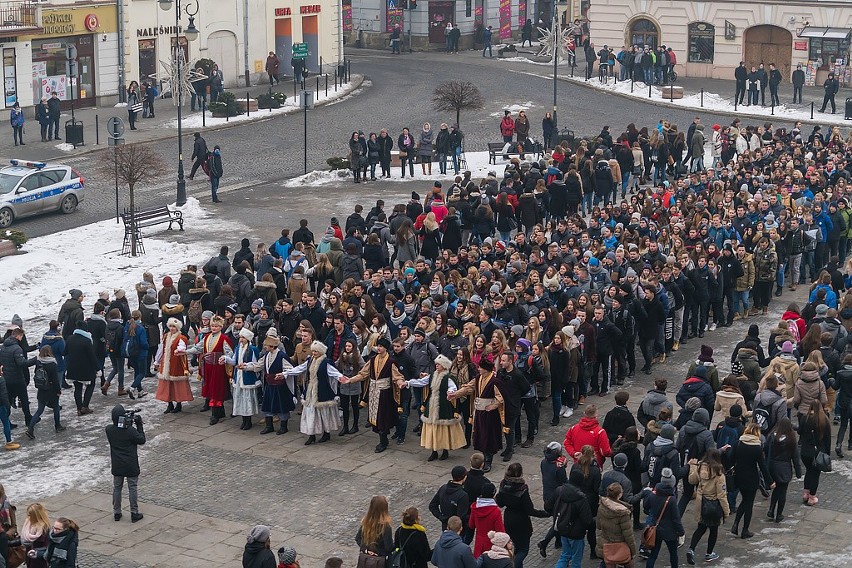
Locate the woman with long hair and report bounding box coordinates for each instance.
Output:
[685,448,730,564]
[731,422,772,539]
[765,418,802,522]
[495,463,548,568]
[21,503,50,568]
[798,399,832,506]
[595,483,636,568]
[336,338,364,436]
[123,311,150,401]
[355,496,394,560]
[393,507,431,568]
[43,517,79,568]
[570,445,601,559]
[449,348,476,447]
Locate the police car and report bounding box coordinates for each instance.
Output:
[0,159,85,228]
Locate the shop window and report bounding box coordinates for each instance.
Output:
[629,18,658,50]
[687,22,714,63]
[809,38,848,68]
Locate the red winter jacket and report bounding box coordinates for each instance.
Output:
[563,416,612,467]
[781,310,806,342]
[468,500,505,558]
[500,117,515,137]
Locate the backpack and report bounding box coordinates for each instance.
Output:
[753,397,782,434]
[786,319,801,344]
[681,432,703,462]
[188,298,203,324]
[122,330,140,359]
[650,150,659,163]
[105,324,123,354]
[716,423,741,452]
[33,365,49,390]
[595,160,611,176]
[389,530,416,568]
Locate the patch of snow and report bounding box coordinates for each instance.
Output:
[114,102,128,107]
[284,150,521,188]
[825,455,852,481]
[54,143,75,152]
[489,101,535,117]
[760,527,793,533]
[169,80,357,129]
[0,197,229,330]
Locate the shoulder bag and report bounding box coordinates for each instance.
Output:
[641,496,670,549]
[357,552,386,568]
[815,450,832,472]
[603,541,632,564]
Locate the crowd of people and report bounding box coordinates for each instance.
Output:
[3,109,852,567]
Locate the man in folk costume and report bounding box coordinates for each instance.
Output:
[285,340,343,445]
[186,315,233,425]
[406,354,466,462]
[251,334,296,435]
[153,317,194,414]
[449,358,504,472]
[221,327,261,430]
[340,338,406,453]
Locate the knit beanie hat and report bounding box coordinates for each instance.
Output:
[660,424,676,441]
[698,344,713,362]
[660,467,676,489]
[685,397,702,410]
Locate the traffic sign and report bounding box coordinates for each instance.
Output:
[106,117,125,139]
[108,137,125,147]
[66,45,77,61]
[301,90,314,109]
[292,42,309,59]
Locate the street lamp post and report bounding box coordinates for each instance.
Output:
[159,0,199,207]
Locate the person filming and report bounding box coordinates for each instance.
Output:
[105,404,146,522]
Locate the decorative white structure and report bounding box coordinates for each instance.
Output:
[154,47,208,105]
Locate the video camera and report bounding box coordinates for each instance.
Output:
[117,408,141,429]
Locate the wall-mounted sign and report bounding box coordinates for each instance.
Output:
[136,25,182,38]
[84,13,99,32]
[275,7,292,16]
[794,40,808,51]
[300,5,321,13]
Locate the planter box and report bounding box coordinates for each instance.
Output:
[236,98,258,112]
[0,240,18,258]
[661,86,684,100]
[211,109,229,118]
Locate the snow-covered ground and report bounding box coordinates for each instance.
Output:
[0,197,219,331]
[501,56,852,125]
[282,150,507,188]
[489,101,536,117]
[168,79,358,129]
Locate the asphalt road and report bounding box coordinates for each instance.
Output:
[13,48,788,238]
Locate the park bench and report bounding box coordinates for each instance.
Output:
[121,205,184,233]
[487,142,543,164]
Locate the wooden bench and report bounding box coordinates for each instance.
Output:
[487,142,543,164]
[121,205,184,233]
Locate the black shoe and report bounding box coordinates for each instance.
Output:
[502,452,513,462]
[212,199,222,203]
[201,402,210,412]
[482,462,492,473]
[428,451,439,461]
[55,425,66,433]
[837,446,844,458]
[730,523,739,536]
[686,549,695,565]
[349,424,359,434]
[375,443,388,453]
[114,513,122,521]
[318,432,330,443]
[439,450,449,460]
[537,540,547,558]
[413,424,422,434]
[698,331,705,338]
[25,427,34,439]
[339,425,350,436]
[521,437,534,448]
[131,513,143,523]
[164,402,174,414]
[766,509,775,520]
[550,418,559,426]
[209,416,220,425]
[775,288,783,297]
[174,403,182,413]
[305,435,316,445]
[396,437,405,444]
[277,421,288,434]
[774,514,784,523]
[741,530,754,539]
[260,417,275,434]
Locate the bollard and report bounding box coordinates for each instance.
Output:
[294,78,297,100]
[335,69,338,91]
[246,92,250,116]
[316,76,319,96]
[325,74,328,98]
[269,87,273,113]
[95,114,99,145]
[202,101,206,127]
[734,98,737,112]
[649,83,652,98]
[771,101,775,116]
[631,78,633,93]
[701,89,704,108]
[670,82,673,103]
[811,102,815,119]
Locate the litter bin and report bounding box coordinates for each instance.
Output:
[65,119,84,146]
[846,97,852,120]
[556,128,575,148]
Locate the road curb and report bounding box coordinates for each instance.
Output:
[49,75,366,160]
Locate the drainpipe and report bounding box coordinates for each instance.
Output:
[243,0,250,86]
[117,0,126,101]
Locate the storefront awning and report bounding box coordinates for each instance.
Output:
[798,26,851,39]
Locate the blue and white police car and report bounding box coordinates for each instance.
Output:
[0,159,85,228]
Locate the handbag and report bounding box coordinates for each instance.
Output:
[700,496,724,523]
[641,496,669,549]
[815,450,832,472]
[356,552,386,568]
[130,103,143,113]
[602,542,632,564]
[7,545,26,568]
[399,151,408,158]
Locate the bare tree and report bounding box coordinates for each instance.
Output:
[431,81,484,128]
[99,143,166,256]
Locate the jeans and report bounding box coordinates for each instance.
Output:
[802,250,816,282]
[113,475,139,515]
[789,254,802,285]
[107,353,125,388]
[753,281,773,309]
[690,156,704,173]
[776,262,785,289]
[592,354,613,393]
[733,290,750,314]
[130,356,147,390]
[30,400,61,431]
[391,39,401,54]
[643,68,653,84]
[582,192,593,215]
[513,546,528,568]
[438,152,448,174]
[13,126,23,144]
[646,538,678,568]
[556,536,584,568]
[793,86,803,104]
[514,397,538,440]
[6,381,31,425]
[191,92,207,111]
[452,147,461,174]
[621,171,630,197]
[211,176,221,199]
[73,381,94,410]
[0,406,11,442]
[483,42,492,57]
[51,118,60,139]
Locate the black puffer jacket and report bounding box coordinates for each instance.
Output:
[105,404,146,477]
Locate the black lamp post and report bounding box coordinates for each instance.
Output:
[159,0,199,206]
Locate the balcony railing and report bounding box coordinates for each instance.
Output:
[0,1,38,29]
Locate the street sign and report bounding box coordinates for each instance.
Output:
[108,137,125,147]
[107,117,125,138]
[292,42,309,59]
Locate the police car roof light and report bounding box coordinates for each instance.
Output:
[9,159,46,169]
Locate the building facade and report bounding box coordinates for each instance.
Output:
[588,0,852,86]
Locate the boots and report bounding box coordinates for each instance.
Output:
[440,449,449,460]
[318,432,330,443]
[428,451,440,461]
[376,433,389,453]
[305,434,316,445]
[164,402,175,414]
[240,416,253,430]
[483,454,493,473]
[277,420,288,435]
[521,437,535,448]
[174,402,182,413]
[260,416,275,434]
[201,399,210,412]
[210,406,224,425]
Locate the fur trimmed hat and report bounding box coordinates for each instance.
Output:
[166,317,182,330]
[239,327,254,342]
[434,354,453,370]
[310,340,327,355]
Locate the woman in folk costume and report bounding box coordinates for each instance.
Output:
[221,327,261,430]
[407,354,467,461]
[186,315,233,425]
[340,337,406,454]
[448,357,505,473]
[153,317,194,414]
[285,340,343,445]
[254,334,296,435]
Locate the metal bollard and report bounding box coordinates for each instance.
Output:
[202,101,206,127]
[325,74,328,98]
[246,92,250,116]
[811,102,815,119]
[771,101,775,116]
[734,98,737,112]
[649,83,652,98]
[95,114,99,145]
[701,89,704,107]
[316,76,319,96]
[631,78,633,93]
[269,87,273,113]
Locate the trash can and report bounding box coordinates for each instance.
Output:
[556,128,575,148]
[846,97,852,120]
[65,119,84,146]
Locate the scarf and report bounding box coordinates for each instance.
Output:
[48,529,71,560]
[484,546,511,560]
[20,519,45,544]
[475,497,497,507]
[401,523,426,532]
[37,355,56,365]
[403,301,418,316]
[390,312,408,327]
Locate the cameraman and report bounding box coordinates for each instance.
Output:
[105,404,145,522]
